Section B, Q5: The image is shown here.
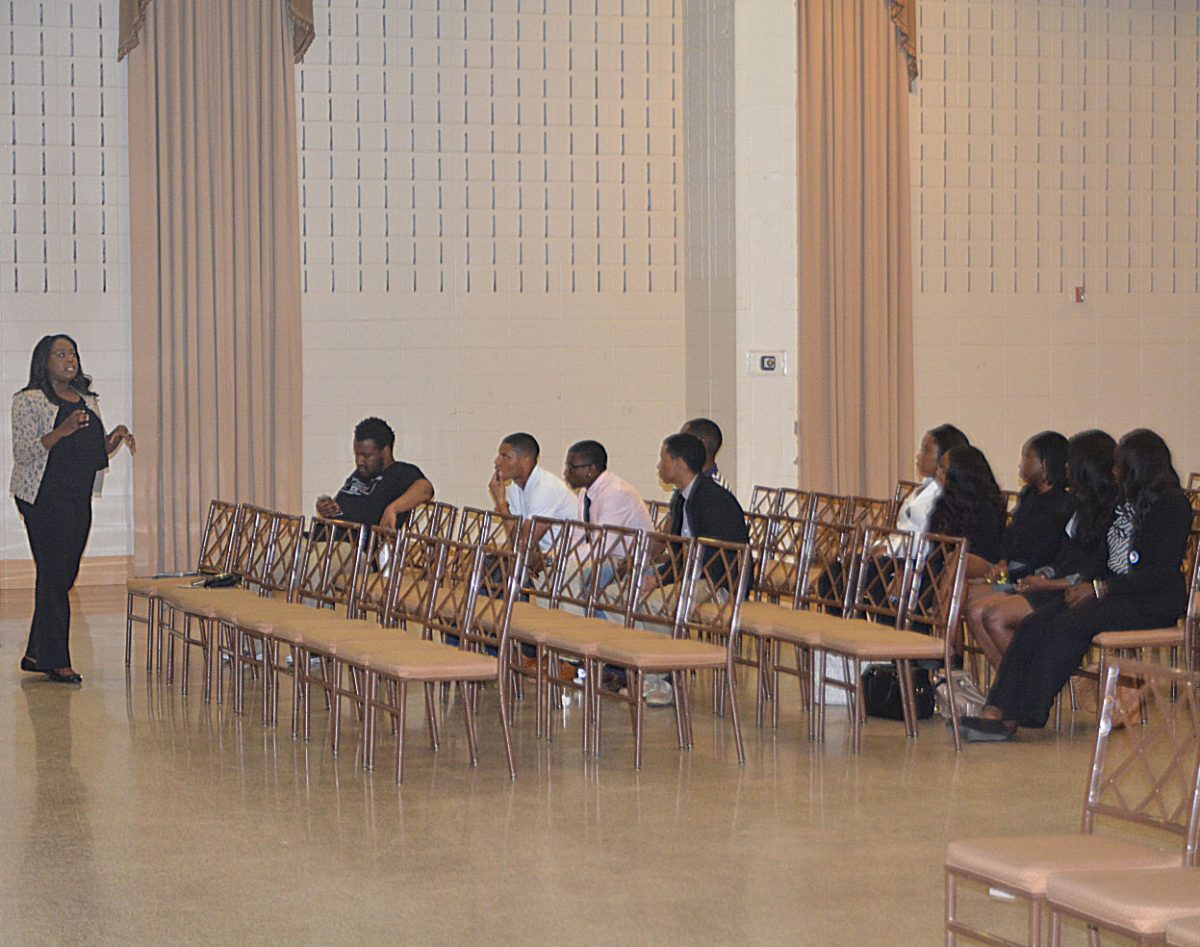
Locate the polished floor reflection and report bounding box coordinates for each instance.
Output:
[2,586,1113,944]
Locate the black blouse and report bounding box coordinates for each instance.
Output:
[1003,484,1074,579]
[36,397,109,501]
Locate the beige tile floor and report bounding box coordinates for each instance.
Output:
[0,586,1136,945]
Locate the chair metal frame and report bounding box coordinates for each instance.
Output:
[406,499,457,539]
[124,498,240,672]
[764,519,859,732]
[591,537,750,768]
[890,479,921,526]
[358,538,524,782]
[748,484,782,516]
[776,487,814,521]
[644,497,673,532]
[219,510,307,720]
[810,527,969,753]
[162,504,265,700]
[946,661,1200,947]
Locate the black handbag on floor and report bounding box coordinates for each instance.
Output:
[861,663,935,720]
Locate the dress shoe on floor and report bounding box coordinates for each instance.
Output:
[45,668,83,684]
[20,656,39,673]
[958,715,1014,742]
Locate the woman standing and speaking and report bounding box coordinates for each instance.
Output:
[11,334,135,684]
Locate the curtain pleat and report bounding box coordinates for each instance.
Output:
[796,0,915,497]
[127,0,303,572]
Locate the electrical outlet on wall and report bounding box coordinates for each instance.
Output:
[747,351,788,376]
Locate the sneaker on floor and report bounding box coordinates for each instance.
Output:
[643,677,674,708]
[601,668,626,694]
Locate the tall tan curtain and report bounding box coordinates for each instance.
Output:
[796,0,915,496]
[122,0,307,572]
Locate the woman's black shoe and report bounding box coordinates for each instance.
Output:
[959,715,1015,742]
[45,669,83,684]
[20,656,40,673]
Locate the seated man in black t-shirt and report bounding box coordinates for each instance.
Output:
[315,417,433,529]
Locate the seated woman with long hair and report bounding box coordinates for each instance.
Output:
[961,429,1192,740]
[928,444,1007,578]
[896,423,970,536]
[964,431,1085,669]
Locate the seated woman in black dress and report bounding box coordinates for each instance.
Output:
[961,429,1191,740]
[963,431,1074,665]
[928,445,1007,578]
[967,430,1116,670]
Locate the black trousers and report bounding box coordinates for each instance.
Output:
[986,591,1185,728]
[17,495,93,670]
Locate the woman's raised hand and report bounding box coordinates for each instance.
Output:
[107,424,136,454]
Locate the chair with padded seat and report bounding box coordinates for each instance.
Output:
[1167,914,1200,946]
[343,538,525,782]
[808,527,969,753]
[731,512,808,724]
[160,505,267,699]
[762,518,859,731]
[1047,867,1200,947]
[124,498,240,672]
[945,661,1200,947]
[216,510,306,718]
[592,537,750,768]
[285,525,422,756]
[215,517,368,733]
[533,522,661,748]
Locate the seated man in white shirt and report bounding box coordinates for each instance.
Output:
[489,431,577,572]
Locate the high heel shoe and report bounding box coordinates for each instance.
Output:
[20,656,40,673]
[45,668,83,684]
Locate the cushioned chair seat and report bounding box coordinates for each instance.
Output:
[507,604,598,640]
[946,835,1177,895]
[539,624,659,655]
[365,645,498,681]
[219,599,320,630]
[1047,866,1200,935]
[1166,913,1200,946]
[270,617,378,644]
[696,600,795,636]
[159,586,261,618]
[818,624,943,660]
[1092,625,1184,650]
[333,637,457,667]
[594,636,727,669]
[127,574,202,596]
[769,609,866,646]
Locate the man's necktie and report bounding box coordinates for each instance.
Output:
[583,493,592,523]
[669,490,684,535]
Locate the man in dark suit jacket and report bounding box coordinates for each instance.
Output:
[659,433,751,581]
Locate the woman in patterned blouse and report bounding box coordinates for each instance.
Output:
[11,334,135,684]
